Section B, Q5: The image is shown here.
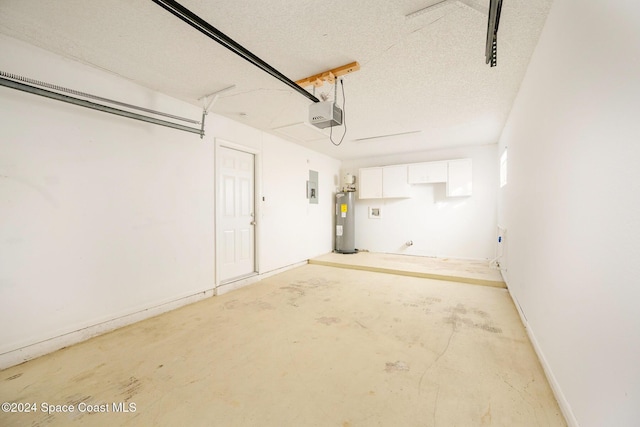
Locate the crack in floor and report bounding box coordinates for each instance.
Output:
[418,321,456,394]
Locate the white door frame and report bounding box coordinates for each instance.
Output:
[214,138,261,289]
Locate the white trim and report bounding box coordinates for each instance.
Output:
[0,289,214,370]
[1,260,307,369]
[505,276,579,427]
[215,138,261,156]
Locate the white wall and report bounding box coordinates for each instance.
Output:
[260,133,340,272]
[0,34,214,364]
[0,35,340,368]
[497,1,640,426]
[342,144,498,259]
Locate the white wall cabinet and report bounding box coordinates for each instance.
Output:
[359,159,472,199]
[359,165,411,199]
[408,161,448,184]
[382,165,411,198]
[446,159,473,197]
[358,167,383,199]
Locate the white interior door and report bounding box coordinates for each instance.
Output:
[217,146,256,283]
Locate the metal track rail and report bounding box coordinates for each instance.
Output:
[150,0,320,103]
[0,76,203,136]
[0,70,200,124]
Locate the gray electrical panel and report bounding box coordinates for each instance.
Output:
[335,191,356,253]
[307,170,318,204]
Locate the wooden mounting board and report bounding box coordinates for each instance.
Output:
[295,61,360,87]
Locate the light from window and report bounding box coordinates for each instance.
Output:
[500,148,507,188]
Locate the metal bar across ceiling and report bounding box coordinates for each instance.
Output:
[150,0,320,103]
[485,0,503,67]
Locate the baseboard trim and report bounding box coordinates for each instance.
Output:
[503,272,579,427]
[1,261,311,370]
[0,289,214,370]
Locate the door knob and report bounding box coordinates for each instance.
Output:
[250,221,256,226]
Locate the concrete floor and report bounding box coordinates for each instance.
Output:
[0,260,565,426]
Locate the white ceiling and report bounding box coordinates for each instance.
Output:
[0,0,553,160]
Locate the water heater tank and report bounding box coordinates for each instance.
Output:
[335,191,356,254]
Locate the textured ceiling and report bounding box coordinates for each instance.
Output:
[0,0,553,160]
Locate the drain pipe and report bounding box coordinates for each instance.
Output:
[151,0,320,103]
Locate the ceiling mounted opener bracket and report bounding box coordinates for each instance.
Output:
[198,84,236,138]
[295,62,360,88]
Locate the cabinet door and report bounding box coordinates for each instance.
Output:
[358,167,383,199]
[446,159,472,197]
[408,161,448,183]
[382,165,411,198]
